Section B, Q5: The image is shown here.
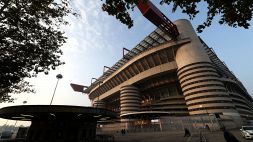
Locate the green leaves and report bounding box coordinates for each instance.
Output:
[101,0,253,32]
[0,0,76,101]
[102,0,135,28]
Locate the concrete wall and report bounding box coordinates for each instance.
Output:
[174,19,239,116]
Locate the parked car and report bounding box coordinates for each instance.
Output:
[240,126,253,139]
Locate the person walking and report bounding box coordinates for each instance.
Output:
[184,128,191,137]
[205,124,210,131]
[222,127,240,142]
[121,129,124,136]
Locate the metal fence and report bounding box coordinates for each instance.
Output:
[95,134,114,142]
[97,114,242,134]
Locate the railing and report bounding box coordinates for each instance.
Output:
[0,138,25,142]
[98,114,243,135]
[96,134,115,142]
[199,132,208,142]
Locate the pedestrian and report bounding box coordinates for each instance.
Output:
[123,129,126,135]
[205,124,210,131]
[222,127,240,142]
[121,129,124,135]
[184,128,191,137]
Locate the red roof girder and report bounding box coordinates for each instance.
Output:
[137,0,179,39]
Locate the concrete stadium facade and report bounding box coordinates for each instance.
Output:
[85,19,253,120]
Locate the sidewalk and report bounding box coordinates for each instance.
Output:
[112,129,248,142]
[203,130,248,142]
[114,131,191,142]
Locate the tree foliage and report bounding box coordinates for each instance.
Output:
[0,0,77,102]
[101,0,253,32]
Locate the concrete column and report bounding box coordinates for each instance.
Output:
[174,19,211,68]
[174,19,239,116]
[120,85,141,116]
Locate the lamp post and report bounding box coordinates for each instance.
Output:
[199,105,213,131]
[50,74,63,105]
[199,105,208,114]
[199,105,205,128]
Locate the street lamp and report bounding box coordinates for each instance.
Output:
[199,105,205,128]
[199,105,213,131]
[199,105,208,114]
[50,74,63,105]
[199,105,203,111]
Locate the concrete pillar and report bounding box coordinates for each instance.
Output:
[120,85,141,116]
[174,19,239,116]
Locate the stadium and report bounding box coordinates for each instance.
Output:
[83,19,253,122]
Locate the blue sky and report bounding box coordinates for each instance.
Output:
[1,0,253,109]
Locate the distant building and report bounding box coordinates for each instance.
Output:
[85,19,253,121]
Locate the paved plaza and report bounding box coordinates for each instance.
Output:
[112,130,250,142]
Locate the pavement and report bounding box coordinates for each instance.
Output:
[203,130,250,142]
[114,131,189,142]
[112,130,251,142]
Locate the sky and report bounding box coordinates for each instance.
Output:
[1,0,253,110]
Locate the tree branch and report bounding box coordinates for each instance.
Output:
[0,0,9,16]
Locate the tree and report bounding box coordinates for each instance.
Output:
[0,0,77,102]
[101,0,253,32]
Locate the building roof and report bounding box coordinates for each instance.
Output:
[0,105,117,121]
[84,28,171,93]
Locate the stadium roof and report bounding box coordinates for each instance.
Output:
[84,28,171,93]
